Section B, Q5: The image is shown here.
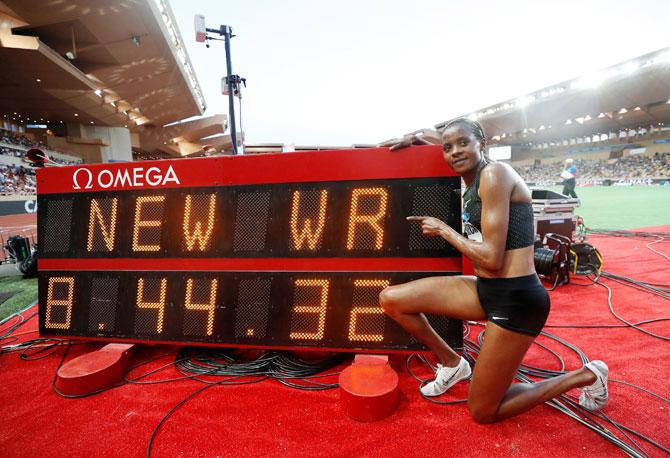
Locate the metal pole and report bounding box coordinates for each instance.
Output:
[222,25,238,155]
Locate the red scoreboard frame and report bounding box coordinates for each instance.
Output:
[37,146,464,354]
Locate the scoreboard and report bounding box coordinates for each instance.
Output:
[37,146,464,353]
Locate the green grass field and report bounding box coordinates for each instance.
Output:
[0,186,668,322]
[0,274,37,323]
[546,185,670,230]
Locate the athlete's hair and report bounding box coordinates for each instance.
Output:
[441,117,490,162]
[440,117,487,147]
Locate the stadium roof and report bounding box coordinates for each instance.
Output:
[434,47,670,147]
[0,0,207,130]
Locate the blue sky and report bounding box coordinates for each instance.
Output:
[169,0,670,146]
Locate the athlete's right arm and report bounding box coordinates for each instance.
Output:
[378,132,440,151]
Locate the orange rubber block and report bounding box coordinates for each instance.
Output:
[339,355,399,422]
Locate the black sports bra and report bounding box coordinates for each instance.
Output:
[461,163,535,250]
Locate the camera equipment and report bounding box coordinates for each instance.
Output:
[25,148,49,167]
[534,233,571,290]
[569,243,603,277]
[4,235,30,263]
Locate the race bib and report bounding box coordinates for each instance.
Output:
[467,230,483,242]
[464,222,483,242]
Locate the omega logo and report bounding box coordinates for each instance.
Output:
[72,165,180,190]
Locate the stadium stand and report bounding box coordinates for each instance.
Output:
[0,163,34,195]
[515,152,670,186]
[1,130,82,165]
[0,129,83,195]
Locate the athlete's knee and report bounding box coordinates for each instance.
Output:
[379,285,404,317]
[467,399,499,424]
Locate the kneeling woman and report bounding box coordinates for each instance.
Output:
[379,118,608,423]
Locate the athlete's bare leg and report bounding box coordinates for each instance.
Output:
[380,276,486,366]
[467,322,597,423]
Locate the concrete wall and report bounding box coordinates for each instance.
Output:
[48,124,132,163]
[84,125,132,162]
[47,136,104,163]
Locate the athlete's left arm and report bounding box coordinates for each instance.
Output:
[475,164,515,270]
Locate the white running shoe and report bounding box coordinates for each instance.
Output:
[579,360,609,411]
[420,357,471,397]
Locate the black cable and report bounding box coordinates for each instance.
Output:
[594,412,670,455]
[145,348,347,457]
[544,397,649,458]
[20,338,64,360]
[0,314,23,333]
[601,271,670,300]
[123,353,209,385]
[0,308,38,340]
[146,382,217,458]
[1,336,70,356]
[545,317,670,329]
[559,395,670,456]
[410,325,669,456]
[609,379,670,404]
[0,301,37,327]
[145,375,263,458]
[174,347,348,389]
[554,268,670,341]
[599,409,650,458]
[595,278,669,341]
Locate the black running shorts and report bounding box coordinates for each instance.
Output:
[476,274,550,337]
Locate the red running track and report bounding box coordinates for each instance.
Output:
[0,226,668,457]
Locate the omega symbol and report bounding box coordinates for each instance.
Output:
[72,168,94,190]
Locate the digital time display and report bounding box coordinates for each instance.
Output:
[37,146,464,353]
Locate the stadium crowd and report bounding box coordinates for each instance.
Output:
[515,153,670,185]
[0,163,35,195]
[0,130,73,195]
[1,131,81,165]
[1,131,82,195]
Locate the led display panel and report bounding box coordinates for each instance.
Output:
[38,146,464,353]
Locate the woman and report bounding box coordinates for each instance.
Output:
[379,118,608,423]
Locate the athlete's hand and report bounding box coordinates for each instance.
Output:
[379,135,433,151]
[406,216,448,237]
